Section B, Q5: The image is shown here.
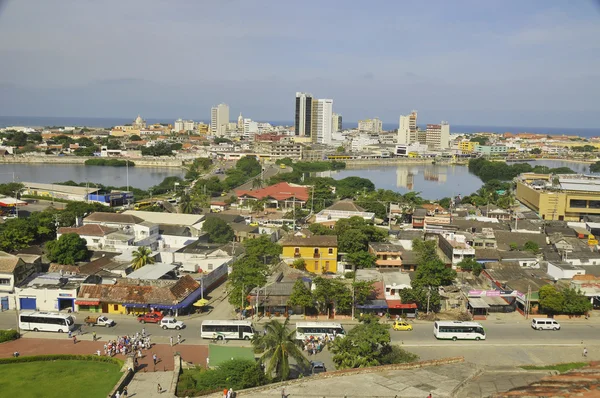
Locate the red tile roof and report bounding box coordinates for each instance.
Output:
[58,224,117,237]
[236,182,310,202]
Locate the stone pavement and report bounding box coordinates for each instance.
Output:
[125,371,176,398]
[456,369,553,398]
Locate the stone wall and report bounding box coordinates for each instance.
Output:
[0,155,182,168]
[107,356,135,398]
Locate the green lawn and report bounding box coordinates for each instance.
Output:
[521,362,588,373]
[0,360,122,398]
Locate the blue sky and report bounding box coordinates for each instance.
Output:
[0,0,599,127]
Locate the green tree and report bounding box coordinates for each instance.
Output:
[330,315,418,369]
[352,280,376,305]
[46,233,89,265]
[291,258,306,271]
[252,319,309,380]
[251,177,263,189]
[227,256,269,308]
[308,223,335,236]
[0,182,24,197]
[131,246,155,271]
[530,148,542,155]
[129,134,142,141]
[399,287,441,312]
[562,287,593,314]
[182,359,268,395]
[313,277,352,314]
[235,156,262,177]
[243,236,282,263]
[287,279,314,316]
[472,262,483,276]
[590,161,600,174]
[336,146,345,153]
[523,241,540,254]
[345,250,377,269]
[201,217,234,243]
[0,218,37,252]
[457,257,479,272]
[539,285,565,315]
[411,239,456,289]
[179,194,199,214]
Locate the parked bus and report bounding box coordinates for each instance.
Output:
[200,320,255,340]
[295,322,346,340]
[19,311,76,333]
[433,321,485,341]
[134,201,153,210]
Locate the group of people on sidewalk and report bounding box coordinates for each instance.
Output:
[302,334,332,356]
[100,332,153,358]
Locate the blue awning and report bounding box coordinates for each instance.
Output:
[356,299,388,310]
[121,286,204,310]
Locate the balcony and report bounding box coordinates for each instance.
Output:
[313,253,321,258]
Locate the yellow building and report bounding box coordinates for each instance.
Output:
[281,235,338,274]
[516,173,600,221]
[458,141,479,153]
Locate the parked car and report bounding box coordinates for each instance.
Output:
[137,312,164,324]
[311,361,326,375]
[160,317,185,330]
[84,315,115,327]
[392,320,413,331]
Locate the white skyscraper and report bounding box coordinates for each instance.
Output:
[210,103,230,136]
[315,99,334,145]
[398,111,418,144]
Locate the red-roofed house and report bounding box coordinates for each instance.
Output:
[236,182,310,210]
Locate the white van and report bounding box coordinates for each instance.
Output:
[531,318,561,331]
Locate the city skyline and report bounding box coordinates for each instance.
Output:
[0,1,599,127]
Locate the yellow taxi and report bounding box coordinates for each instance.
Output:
[392,320,413,331]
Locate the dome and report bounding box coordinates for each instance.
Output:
[135,115,143,124]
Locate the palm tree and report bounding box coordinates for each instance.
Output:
[179,194,196,214]
[131,246,155,271]
[252,319,309,380]
[252,177,263,189]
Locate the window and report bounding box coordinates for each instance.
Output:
[113,304,119,311]
[0,278,11,285]
[207,264,213,270]
[328,248,333,254]
[570,199,587,208]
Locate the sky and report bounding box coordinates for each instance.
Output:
[0,0,599,127]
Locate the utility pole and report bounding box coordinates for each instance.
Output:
[13,294,20,335]
[126,159,129,193]
[525,284,532,319]
[351,284,355,320]
[426,286,431,315]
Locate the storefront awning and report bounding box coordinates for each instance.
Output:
[386,300,417,309]
[356,299,388,310]
[75,300,100,306]
[468,297,490,309]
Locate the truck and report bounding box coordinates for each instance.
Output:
[84,315,115,327]
[137,312,164,324]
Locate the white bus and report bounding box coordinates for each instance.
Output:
[19,311,76,333]
[295,322,346,340]
[200,320,255,340]
[433,321,486,341]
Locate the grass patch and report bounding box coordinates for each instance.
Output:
[0,359,122,398]
[521,362,588,373]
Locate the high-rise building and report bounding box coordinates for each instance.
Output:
[358,118,383,133]
[210,103,230,136]
[295,92,313,137]
[174,119,195,132]
[398,111,418,144]
[425,122,450,150]
[332,113,342,133]
[315,99,334,145]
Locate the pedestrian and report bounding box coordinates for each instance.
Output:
[115,391,120,398]
[281,387,286,398]
[427,394,432,398]
[170,336,173,347]
[73,335,77,344]
[227,388,233,398]
[122,386,128,397]
[157,383,162,393]
[153,353,158,365]
[68,330,72,338]
[223,388,228,398]
[142,327,146,337]
[92,331,97,341]
[584,347,588,357]
[177,334,182,345]
[206,357,210,368]
[134,357,139,369]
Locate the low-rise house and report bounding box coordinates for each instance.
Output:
[236,182,310,211]
[368,243,403,268]
[465,228,497,249]
[82,212,159,249]
[122,210,206,237]
[75,275,201,315]
[494,231,548,252]
[0,252,35,294]
[480,204,511,221]
[57,224,117,250]
[280,236,338,274]
[547,261,586,280]
[412,208,427,229]
[438,232,475,265]
[382,272,417,315]
[16,272,88,312]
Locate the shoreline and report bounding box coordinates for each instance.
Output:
[0,155,183,168]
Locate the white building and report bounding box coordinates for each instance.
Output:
[332,113,342,133]
[295,92,313,138]
[243,118,259,139]
[425,122,450,150]
[174,119,195,132]
[358,118,383,133]
[210,103,230,136]
[398,111,418,145]
[351,134,379,152]
[395,143,428,156]
[315,99,334,145]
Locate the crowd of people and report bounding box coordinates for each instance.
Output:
[301,334,332,356]
[98,329,153,359]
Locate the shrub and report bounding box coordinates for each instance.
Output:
[0,354,124,366]
[0,329,19,343]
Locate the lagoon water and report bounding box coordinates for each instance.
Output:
[0,160,589,199]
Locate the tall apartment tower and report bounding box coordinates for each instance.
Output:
[425,121,450,150]
[398,111,418,144]
[314,99,334,144]
[332,113,342,133]
[295,92,313,137]
[210,103,230,136]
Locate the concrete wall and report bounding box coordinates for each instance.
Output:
[0,155,182,168]
[16,287,78,311]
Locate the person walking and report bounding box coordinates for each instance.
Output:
[177,334,182,345]
[223,388,228,398]
[170,336,173,347]
[122,386,128,397]
[281,387,286,398]
[584,347,588,357]
[157,383,162,393]
[73,335,77,344]
[141,327,146,337]
[153,353,158,365]
[92,331,97,341]
[115,391,120,398]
